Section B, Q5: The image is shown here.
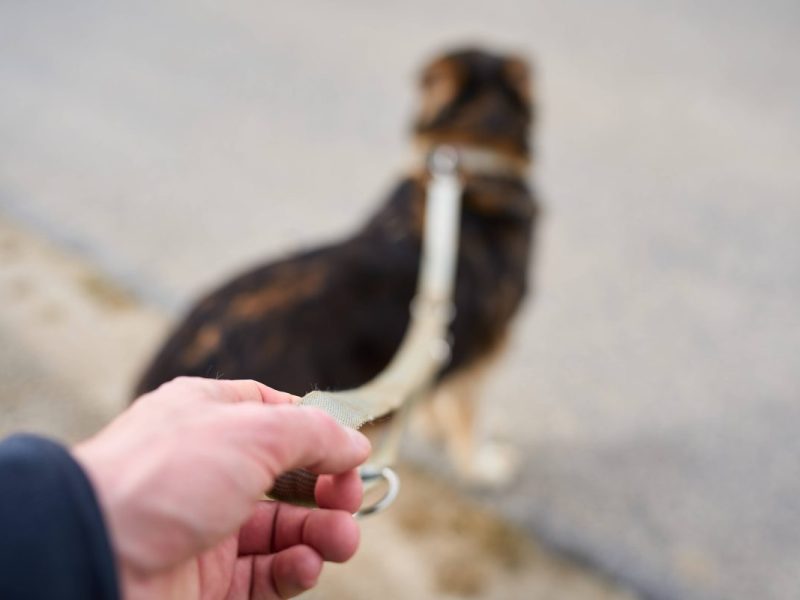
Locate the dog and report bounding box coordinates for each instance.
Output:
[134,47,539,485]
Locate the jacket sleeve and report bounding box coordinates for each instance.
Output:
[0,434,120,600]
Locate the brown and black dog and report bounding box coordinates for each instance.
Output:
[135,47,539,485]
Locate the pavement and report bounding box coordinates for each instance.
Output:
[1,1,799,599]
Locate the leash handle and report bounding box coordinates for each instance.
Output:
[267,466,400,519]
[268,469,318,506]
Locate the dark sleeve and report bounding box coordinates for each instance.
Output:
[0,434,120,600]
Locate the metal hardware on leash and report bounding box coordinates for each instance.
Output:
[428,144,460,176]
[354,466,401,519]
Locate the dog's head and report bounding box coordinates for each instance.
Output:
[414,48,534,161]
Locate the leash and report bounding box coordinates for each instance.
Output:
[268,146,463,517]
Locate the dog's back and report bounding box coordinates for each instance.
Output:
[136,176,535,398]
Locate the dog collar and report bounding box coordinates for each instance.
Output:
[416,144,528,178]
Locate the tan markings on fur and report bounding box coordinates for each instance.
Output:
[226,268,325,320]
[417,58,461,128]
[419,334,510,476]
[182,324,222,366]
[504,56,532,104]
[464,185,526,216]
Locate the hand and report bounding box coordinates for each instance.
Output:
[73,377,371,599]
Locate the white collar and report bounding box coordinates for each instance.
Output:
[415,144,528,178]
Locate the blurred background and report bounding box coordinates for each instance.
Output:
[1,1,799,599]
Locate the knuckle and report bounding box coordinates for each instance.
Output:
[244,378,263,396]
[302,406,337,429]
[170,375,198,388]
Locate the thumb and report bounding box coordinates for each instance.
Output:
[234,404,371,481]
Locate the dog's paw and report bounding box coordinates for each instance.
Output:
[466,440,520,489]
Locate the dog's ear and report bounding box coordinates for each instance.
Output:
[416,57,464,129]
[503,56,533,106]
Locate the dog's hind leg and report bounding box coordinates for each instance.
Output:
[427,355,520,487]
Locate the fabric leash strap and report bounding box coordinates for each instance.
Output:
[268,146,463,507]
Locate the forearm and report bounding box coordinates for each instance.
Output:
[0,434,119,600]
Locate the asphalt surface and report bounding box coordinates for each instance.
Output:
[2,1,799,599]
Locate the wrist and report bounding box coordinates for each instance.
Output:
[72,440,152,577]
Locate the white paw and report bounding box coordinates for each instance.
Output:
[467,440,520,489]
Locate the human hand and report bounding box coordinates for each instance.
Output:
[73,377,371,599]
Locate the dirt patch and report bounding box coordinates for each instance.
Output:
[396,470,529,596]
[0,216,166,436]
[76,272,136,311]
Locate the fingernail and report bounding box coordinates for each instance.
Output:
[348,428,371,453]
[290,394,302,405]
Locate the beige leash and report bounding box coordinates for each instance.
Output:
[268,146,463,516]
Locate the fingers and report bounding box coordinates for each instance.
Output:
[156,377,300,406]
[316,470,363,513]
[227,557,255,600]
[238,503,280,556]
[239,506,359,599]
[251,546,323,599]
[210,379,300,406]
[240,404,371,478]
[289,507,359,563]
[238,502,360,563]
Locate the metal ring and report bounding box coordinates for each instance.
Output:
[428,145,460,175]
[354,466,400,519]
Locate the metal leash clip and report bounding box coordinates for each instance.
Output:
[354,466,401,519]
